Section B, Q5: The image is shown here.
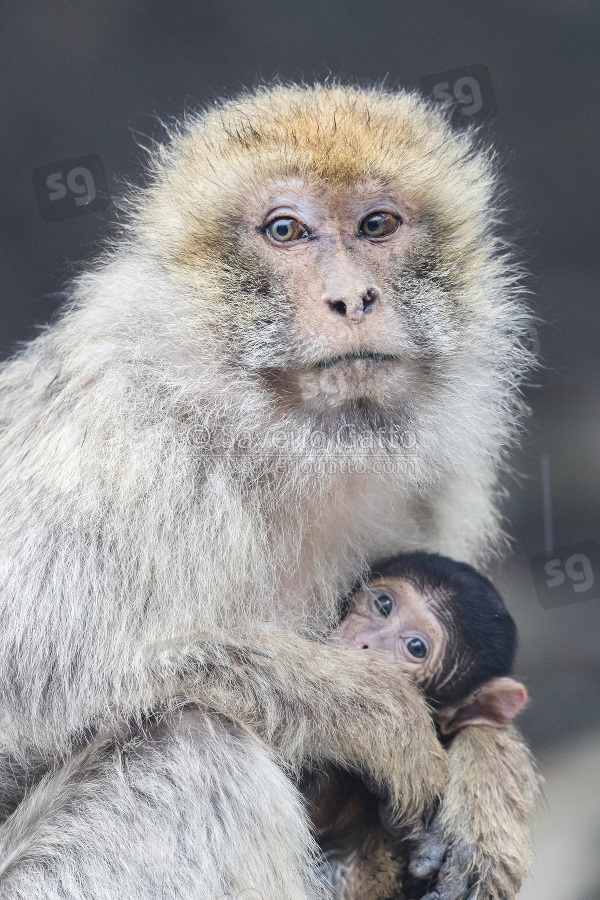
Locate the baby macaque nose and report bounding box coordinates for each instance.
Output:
[323,287,380,323]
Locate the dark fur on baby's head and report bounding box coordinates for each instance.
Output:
[367,551,517,709]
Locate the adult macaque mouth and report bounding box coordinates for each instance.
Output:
[315,352,400,371]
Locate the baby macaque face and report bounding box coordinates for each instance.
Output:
[333,576,448,684]
[333,567,528,734]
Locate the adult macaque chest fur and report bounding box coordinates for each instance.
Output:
[0,83,535,900]
[306,551,536,900]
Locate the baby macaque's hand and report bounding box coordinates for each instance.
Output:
[376,807,464,899]
[398,811,512,900]
[407,815,479,900]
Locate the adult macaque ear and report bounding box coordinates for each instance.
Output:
[435,677,528,735]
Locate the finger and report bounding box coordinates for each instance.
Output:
[430,853,471,900]
[409,839,446,879]
[408,822,447,878]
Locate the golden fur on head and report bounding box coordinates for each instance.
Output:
[135,84,496,283]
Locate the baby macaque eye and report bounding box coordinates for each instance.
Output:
[266,217,308,243]
[405,637,428,659]
[359,212,401,239]
[373,593,394,617]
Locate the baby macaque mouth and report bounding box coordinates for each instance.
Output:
[315,352,400,371]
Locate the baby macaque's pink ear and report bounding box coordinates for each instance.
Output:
[435,677,528,735]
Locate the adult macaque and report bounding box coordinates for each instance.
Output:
[0,84,533,898]
[307,552,539,900]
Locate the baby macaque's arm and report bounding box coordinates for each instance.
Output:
[305,679,539,900]
[407,680,542,900]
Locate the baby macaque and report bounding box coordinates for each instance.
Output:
[306,552,532,900]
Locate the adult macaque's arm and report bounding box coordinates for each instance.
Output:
[138,630,447,821]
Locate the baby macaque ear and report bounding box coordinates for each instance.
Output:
[435,677,528,735]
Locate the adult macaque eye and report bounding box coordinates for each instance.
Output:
[405,637,428,659]
[359,212,401,239]
[265,217,307,243]
[373,593,394,617]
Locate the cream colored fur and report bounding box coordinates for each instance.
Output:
[0,83,533,897]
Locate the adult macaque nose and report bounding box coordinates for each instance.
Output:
[323,286,380,323]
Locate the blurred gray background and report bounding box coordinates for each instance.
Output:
[1,1,599,896]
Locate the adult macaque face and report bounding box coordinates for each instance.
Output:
[132,84,532,501]
[239,177,430,413]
